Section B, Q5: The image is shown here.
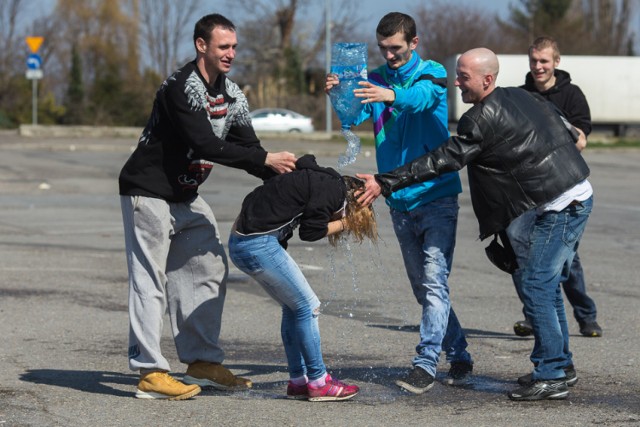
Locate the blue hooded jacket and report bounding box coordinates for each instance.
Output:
[353,52,461,211]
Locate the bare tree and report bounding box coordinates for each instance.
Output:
[224,0,361,119]
[581,0,635,55]
[0,0,25,124]
[0,0,22,73]
[499,0,636,55]
[139,0,200,76]
[44,0,156,125]
[411,0,506,63]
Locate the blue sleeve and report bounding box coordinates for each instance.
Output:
[392,77,447,114]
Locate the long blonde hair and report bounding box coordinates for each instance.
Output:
[328,176,378,246]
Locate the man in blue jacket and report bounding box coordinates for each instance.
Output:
[326,12,473,394]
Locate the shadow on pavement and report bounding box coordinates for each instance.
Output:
[20,369,136,398]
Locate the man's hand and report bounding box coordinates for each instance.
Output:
[354,81,395,104]
[325,73,339,94]
[355,173,382,206]
[575,128,587,152]
[266,151,297,174]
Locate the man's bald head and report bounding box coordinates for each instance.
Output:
[460,48,499,80]
[455,48,499,105]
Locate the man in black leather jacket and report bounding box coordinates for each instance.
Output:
[511,36,601,339]
[356,48,593,401]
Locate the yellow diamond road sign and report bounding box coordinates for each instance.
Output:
[26,36,44,53]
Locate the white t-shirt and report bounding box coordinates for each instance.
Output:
[539,180,593,213]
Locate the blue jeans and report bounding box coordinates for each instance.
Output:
[390,196,472,377]
[563,252,597,324]
[228,233,326,380]
[508,210,597,325]
[508,197,593,380]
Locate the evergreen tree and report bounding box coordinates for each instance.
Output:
[63,44,85,124]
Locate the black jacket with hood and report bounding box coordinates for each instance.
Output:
[375,87,590,240]
[235,155,346,246]
[521,69,592,136]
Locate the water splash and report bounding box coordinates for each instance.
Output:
[337,128,362,169]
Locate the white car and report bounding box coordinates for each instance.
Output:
[249,108,314,133]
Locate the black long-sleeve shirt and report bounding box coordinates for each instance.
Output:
[119,61,275,202]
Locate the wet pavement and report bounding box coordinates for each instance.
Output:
[0,130,639,426]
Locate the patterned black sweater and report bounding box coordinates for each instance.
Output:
[119,61,275,202]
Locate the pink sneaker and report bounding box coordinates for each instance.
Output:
[286,381,309,400]
[307,374,359,402]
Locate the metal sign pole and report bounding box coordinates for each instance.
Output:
[26,36,45,126]
[32,78,38,125]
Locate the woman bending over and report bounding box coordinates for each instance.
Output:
[228,154,377,401]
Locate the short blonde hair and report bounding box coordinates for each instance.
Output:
[529,36,560,61]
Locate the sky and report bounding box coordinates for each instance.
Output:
[312,0,639,43]
[21,0,640,59]
[20,0,516,68]
[23,1,512,36]
[322,0,513,32]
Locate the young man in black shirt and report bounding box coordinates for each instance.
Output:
[119,13,297,400]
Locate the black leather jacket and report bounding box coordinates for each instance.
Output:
[375,87,590,240]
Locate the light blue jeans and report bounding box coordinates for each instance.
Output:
[228,232,326,381]
[508,197,593,380]
[390,196,472,377]
[508,210,597,325]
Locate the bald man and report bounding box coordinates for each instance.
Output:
[357,48,593,401]
[510,36,601,340]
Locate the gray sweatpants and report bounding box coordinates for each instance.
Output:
[121,195,228,372]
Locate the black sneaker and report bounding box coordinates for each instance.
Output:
[517,365,577,387]
[508,379,569,401]
[444,362,473,386]
[395,367,435,394]
[579,321,602,337]
[513,319,533,337]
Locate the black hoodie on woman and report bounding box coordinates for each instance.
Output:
[235,155,346,246]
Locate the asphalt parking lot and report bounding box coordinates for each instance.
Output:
[0,130,638,426]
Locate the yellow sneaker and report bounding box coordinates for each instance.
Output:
[135,371,201,400]
[183,361,252,391]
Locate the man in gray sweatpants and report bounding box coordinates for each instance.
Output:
[118,13,296,400]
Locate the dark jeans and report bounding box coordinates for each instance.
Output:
[562,252,597,324]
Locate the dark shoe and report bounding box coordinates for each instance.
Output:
[444,362,473,386]
[395,367,435,394]
[579,321,602,337]
[508,379,569,401]
[517,365,578,387]
[513,319,533,337]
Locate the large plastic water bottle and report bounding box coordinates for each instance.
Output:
[328,42,367,168]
